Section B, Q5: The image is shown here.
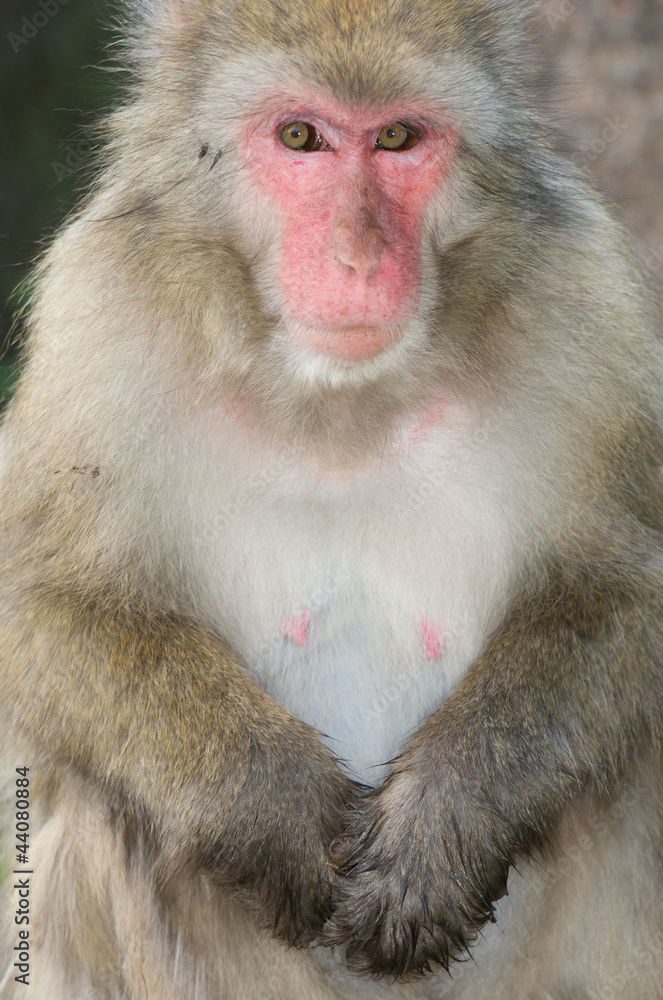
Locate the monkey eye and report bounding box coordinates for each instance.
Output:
[279,122,331,152]
[375,122,420,151]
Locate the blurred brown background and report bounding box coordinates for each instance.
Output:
[534,0,663,300]
[0,0,661,398]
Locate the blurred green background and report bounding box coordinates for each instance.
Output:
[0,0,117,403]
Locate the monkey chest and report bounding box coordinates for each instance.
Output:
[192,431,518,781]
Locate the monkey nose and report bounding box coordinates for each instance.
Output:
[331,224,384,280]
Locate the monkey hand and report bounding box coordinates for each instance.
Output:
[323,758,509,978]
[196,729,362,947]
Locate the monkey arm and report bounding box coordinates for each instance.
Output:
[326,565,663,978]
[0,594,356,945]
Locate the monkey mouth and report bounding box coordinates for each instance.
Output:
[296,325,404,361]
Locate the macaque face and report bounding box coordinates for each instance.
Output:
[241,92,456,361]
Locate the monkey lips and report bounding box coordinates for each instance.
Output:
[295,324,404,360]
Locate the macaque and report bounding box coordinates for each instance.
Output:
[1,0,662,997]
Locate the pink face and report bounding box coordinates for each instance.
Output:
[242,93,456,360]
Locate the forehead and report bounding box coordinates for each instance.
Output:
[199,0,505,106]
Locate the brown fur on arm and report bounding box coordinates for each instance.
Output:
[0,591,357,945]
[325,559,663,977]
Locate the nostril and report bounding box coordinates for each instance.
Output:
[332,224,384,279]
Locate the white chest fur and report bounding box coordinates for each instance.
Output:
[179,400,525,783]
